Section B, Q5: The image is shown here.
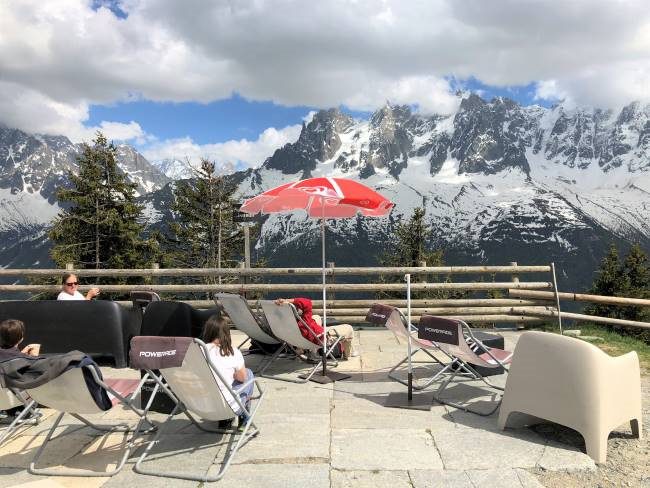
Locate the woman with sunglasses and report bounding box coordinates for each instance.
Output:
[56,273,101,300]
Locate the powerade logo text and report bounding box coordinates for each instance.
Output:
[139,350,177,357]
[423,327,453,336]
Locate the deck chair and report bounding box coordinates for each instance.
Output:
[418,315,513,416]
[131,290,161,312]
[130,336,264,482]
[365,304,466,389]
[257,300,343,383]
[0,384,41,446]
[23,364,155,477]
[215,293,280,351]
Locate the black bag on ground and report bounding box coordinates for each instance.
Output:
[248,339,283,355]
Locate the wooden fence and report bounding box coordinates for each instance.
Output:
[1,264,648,328]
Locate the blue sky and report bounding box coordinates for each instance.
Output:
[1,1,647,170]
[87,81,550,151]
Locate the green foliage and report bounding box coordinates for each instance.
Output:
[378,207,461,299]
[586,243,650,342]
[164,159,249,297]
[48,132,159,278]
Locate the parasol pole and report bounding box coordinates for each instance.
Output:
[406,273,413,400]
[321,199,327,375]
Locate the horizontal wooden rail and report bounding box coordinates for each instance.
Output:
[510,289,650,307]
[309,306,554,316]
[515,307,650,330]
[0,282,552,293]
[116,297,551,309]
[0,265,551,278]
[334,315,544,324]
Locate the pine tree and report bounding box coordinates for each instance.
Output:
[49,132,158,274]
[618,243,649,323]
[379,207,453,299]
[586,243,650,342]
[165,159,244,291]
[586,243,622,319]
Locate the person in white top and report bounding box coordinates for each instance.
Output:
[202,314,254,426]
[57,273,100,301]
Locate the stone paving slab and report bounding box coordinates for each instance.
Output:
[331,428,443,470]
[433,428,548,470]
[210,463,330,488]
[331,469,413,487]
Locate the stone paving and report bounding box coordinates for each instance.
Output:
[0,329,621,487]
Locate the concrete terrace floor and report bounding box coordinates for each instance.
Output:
[0,329,637,488]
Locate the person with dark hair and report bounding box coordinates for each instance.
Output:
[202,314,254,427]
[0,319,41,358]
[0,319,42,422]
[57,273,100,301]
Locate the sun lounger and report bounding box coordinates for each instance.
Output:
[257,300,342,383]
[366,303,460,389]
[130,336,265,482]
[418,315,513,415]
[215,293,280,349]
[23,363,154,477]
[498,331,642,463]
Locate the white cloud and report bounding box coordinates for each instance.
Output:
[0,0,649,142]
[141,124,302,169]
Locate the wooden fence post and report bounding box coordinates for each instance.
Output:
[510,261,523,330]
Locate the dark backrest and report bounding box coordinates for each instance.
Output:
[130,291,161,312]
[418,315,461,346]
[140,301,221,338]
[0,300,141,368]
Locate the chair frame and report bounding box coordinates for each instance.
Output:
[133,338,265,482]
[371,304,476,390]
[257,301,342,383]
[0,386,41,446]
[215,293,280,352]
[25,365,156,477]
[419,316,512,416]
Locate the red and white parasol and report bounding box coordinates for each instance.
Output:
[240,176,394,380]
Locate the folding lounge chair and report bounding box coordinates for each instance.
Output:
[418,315,513,416]
[130,336,265,482]
[0,384,41,446]
[498,331,642,464]
[23,364,155,477]
[365,304,464,389]
[215,293,280,351]
[258,300,343,383]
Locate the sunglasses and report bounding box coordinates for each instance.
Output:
[65,282,79,287]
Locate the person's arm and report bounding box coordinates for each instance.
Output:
[233,349,247,382]
[274,297,295,305]
[233,365,247,383]
[21,344,41,356]
[85,287,100,300]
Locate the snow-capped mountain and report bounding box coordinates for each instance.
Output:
[1,94,648,293]
[0,126,170,270]
[230,97,650,291]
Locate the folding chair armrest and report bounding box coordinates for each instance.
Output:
[233,376,255,393]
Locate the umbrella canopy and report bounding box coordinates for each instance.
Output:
[240,176,394,380]
[240,177,394,218]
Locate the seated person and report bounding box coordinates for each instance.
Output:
[0,319,42,421]
[202,314,255,427]
[0,319,41,359]
[57,273,100,301]
[274,297,356,359]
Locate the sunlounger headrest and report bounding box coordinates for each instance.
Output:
[129,336,193,370]
[365,304,396,326]
[418,316,461,345]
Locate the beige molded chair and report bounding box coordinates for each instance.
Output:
[497,331,642,464]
